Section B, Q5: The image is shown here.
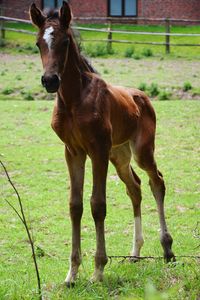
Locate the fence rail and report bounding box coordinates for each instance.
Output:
[0,16,200,54]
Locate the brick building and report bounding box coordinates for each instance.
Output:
[1,0,200,23]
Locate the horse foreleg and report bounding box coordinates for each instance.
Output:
[64,147,86,287]
[90,151,109,282]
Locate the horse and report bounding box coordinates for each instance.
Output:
[30,1,175,287]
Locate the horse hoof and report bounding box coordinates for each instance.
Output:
[65,281,75,288]
[129,257,140,263]
[164,252,176,263]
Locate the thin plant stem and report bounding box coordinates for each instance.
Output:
[0,160,42,300]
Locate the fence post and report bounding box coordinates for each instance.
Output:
[0,7,5,45]
[107,22,112,53]
[165,18,170,54]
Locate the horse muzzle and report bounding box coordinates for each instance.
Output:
[41,74,60,93]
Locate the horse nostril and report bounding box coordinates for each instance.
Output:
[52,74,60,85]
[41,74,60,93]
[41,76,46,87]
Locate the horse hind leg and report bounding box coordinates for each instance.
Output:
[110,143,144,260]
[148,169,175,261]
[131,140,175,262]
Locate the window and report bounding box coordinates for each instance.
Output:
[42,0,63,9]
[109,0,137,17]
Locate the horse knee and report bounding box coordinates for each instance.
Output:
[90,198,106,222]
[69,201,83,220]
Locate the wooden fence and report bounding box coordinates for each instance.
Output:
[0,15,200,54]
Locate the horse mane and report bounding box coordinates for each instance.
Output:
[70,28,99,75]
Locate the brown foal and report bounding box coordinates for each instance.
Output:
[30,1,175,286]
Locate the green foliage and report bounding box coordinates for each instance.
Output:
[183,81,192,92]
[124,47,135,58]
[15,75,22,81]
[149,83,160,97]
[138,82,147,91]
[158,90,171,101]
[2,22,200,58]
[133,53,141,60]
[142,48,153,57]
[84,43,109,57]
[2,87,14,95]
[23,92,34,101]
[103,69,109,74]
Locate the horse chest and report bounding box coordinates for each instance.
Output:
[51,110,85,153]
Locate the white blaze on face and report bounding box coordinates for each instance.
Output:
[43,26,54,50]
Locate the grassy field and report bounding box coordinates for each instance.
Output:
[1,22,200,58]
[0,25,200,298]
[0,99,200,299]
[0,53,200,101]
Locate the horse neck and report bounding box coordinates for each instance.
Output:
[58,36,82,108]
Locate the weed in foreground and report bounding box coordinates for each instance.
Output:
[138,82,147,92]
[149,83,160,97]
[2,87,14,95]
[84,43,109,57]
[142,48,153,57]
[158,90,171,101]
[124,47,135,58]
[133,54,141,60]
[183,81,192,92]
[23,92,34,101]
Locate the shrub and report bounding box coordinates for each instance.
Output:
[142,48,153,57]
[103,69,109,74]
[158,90,171,100]
[183,81,192,92]
[138,82,147,91]
[133,54,141,60]
[84,43,108,57]
[124,47,135,58]
[149,83,159,97]
[23,92,34,101]
[2,88,14,95]
[15,75,22,81]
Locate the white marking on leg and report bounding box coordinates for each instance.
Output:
[43,26,54,50]
[65,263,78,285]
[91,267,104,282]
[132,216,144,257]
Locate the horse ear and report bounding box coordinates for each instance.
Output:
[59,1,72,28]
[29,3,46,28]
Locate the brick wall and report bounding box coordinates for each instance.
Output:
[1,0,41,20]
[1,0,200,22]
[139,0,200,20]
[70,0,107,18]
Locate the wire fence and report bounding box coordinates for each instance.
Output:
[0,15,200,54]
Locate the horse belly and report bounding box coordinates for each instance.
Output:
[111,112,138,147]
[108,85,139,146]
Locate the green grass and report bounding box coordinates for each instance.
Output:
[0,54,200,101]
[0,100,199,299]
[1,22,200,58]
